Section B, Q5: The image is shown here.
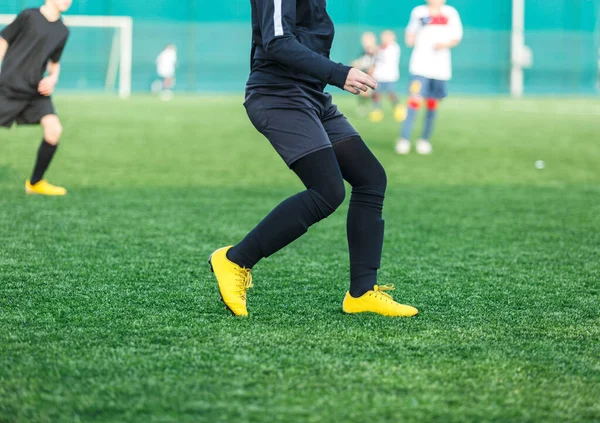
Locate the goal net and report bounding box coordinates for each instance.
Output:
[0,14,132,98]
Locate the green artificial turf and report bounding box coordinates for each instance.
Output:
[1,95,599,422]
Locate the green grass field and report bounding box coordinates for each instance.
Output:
[1,95,599,422]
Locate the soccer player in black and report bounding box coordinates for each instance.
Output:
[209,0,418,317]
[0,0,71,196]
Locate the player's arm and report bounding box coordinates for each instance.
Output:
[38,36,68,96]
[38,61,61,96]
[255,0,376,94]
[434,39,460,50]
[405,9,420,48]
[0,38,8,62]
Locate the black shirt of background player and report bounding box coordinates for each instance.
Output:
[0,8,69,100]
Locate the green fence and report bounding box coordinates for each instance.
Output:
[1,0,599,94]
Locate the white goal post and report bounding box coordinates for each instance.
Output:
[0,14,133,98]
[511,0,533,98]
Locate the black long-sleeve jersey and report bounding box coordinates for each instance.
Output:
[247,0,351,92]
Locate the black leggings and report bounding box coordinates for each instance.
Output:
[227,136,387,297]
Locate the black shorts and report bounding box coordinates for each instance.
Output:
[244,86,359,166]
[0,95,56,128]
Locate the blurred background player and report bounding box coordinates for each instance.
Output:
[369,30,406,123]
[351,32,377,116]
[153,44,177,101]
[0,0,71,195]
[396,0,462,155]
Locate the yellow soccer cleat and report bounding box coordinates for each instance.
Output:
[342,285,418,317]
[208,246,253,316]
[394,104,407,122]
[25,180,67,196]
[368,109,385,123]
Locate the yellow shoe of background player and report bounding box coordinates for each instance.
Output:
[394,104,407,122]
[208,246,253,316]
[25,180,67,196]
[368,109,385,123]
[342,285,418,317]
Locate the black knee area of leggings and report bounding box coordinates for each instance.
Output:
[228,148,347,269]
[306,185,345,219]
[334,136,387,215]
[292,148,346,219]
[333,136,387,194]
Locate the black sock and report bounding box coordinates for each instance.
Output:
[30,139,58,185]
[333,137,387,298]
[346,187,385,297]
[227,148,345,269]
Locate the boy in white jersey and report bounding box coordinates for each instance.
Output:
[396,0,462,155]
[155,44,177,100]
[369,30,406,123]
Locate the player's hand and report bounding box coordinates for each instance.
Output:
[435,39,461,51]
[38,76,58,97]
[344,68,377,95]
